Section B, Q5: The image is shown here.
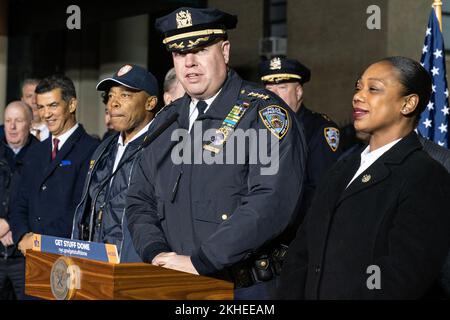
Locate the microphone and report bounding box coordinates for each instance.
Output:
[81,113,179,241]
[140,113,179,148]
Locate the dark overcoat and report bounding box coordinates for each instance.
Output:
[278,132,450,299]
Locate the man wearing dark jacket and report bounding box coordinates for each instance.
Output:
[0,101,39,299]
[71,65,159,262]
[9,75,99,261]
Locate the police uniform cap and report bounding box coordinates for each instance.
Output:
[96,64,159,96]
[258,57,311,85]
[155,7,237,52]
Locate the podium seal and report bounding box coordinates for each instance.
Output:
[50,257,79,300]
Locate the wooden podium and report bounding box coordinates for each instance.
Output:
[25,250,234,300]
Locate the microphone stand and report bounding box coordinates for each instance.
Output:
[84,113,179,242]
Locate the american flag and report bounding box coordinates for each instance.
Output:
[418,9,449,148]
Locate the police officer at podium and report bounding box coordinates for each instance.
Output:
[125,7,307,299]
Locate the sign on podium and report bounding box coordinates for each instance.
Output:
[26,234,234,300]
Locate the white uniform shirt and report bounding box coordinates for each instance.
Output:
[188,90,222,132]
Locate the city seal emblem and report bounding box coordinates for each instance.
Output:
[270,57,282,70]
[176,10,193,29]
[50,257,79,300]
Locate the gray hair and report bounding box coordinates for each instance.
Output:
[21,78,41,90]
[5,101,33,122]
[163,68,179,93]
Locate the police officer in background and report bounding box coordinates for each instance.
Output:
[126,7,307,299]
[259,57,341,227]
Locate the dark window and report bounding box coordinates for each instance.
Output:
[263,0,287,38]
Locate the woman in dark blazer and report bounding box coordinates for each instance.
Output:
[278,56,450,299]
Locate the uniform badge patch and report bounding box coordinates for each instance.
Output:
[176,10,193,29]
[270,57,282,70]
[259,106,290,140]
[324,127,340,152]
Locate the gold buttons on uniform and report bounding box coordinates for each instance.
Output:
[260,261,267,267]
[221,214,228,221]
[362,174,371,183]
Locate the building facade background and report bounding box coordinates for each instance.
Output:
[0,0,447,135]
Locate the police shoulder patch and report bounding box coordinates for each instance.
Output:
[324,127,340,152]
[259,105,290,140]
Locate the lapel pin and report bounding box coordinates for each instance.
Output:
[362,174,371,183]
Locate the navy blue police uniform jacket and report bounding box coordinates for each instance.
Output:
[71,131,147,263]
[297,105,341,189]
[10,125,99,244]
[291,106,341,238]
[125,69,308,277]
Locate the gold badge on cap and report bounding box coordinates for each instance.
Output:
[117,64,132,77]
[362,174,371,183]
[270,57,282,70]
[176,10,193,29]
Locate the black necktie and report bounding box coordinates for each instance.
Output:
[196,100,207,116]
